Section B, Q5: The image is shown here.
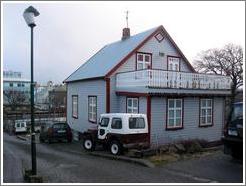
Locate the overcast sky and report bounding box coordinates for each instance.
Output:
[2,1,245,84]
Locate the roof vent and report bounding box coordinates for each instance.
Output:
[122,28,130,40]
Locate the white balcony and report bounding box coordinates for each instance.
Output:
[116,69,231,93]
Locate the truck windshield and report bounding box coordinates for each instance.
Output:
[231,103,243,121]
[100,118,109,127]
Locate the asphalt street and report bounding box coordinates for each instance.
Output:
[3,132,243,183]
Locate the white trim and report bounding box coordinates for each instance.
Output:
[167,99,182,128]
[127,97,139,113]
[136,53,151,70]
[88,96,97,122]
[200,98,213,126]
[72,95,78,118]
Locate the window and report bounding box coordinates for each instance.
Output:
[127,97,139,113]
[136,53,151,70]
[200,99,213,126]
[100,117,109,127]
[88,96,97,123]
[129,117,145,129]
[168,56,180,71]
[111,118,122,129]
[167,99,183,129]
[9,83,13,87]
[17,83,21,87]
[72,95,78,118]
[155,32,164,42]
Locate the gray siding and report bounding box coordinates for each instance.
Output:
[118,96,147,114]
[67,80,106,139]
[151,97,224,147]
[110,76,120,113]
[114,32,193,75]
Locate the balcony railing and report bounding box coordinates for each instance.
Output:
[116,69,231,90]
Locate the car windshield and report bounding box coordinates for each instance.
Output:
[231,103,243,121]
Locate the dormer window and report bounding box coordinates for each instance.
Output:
[136,52,152,70]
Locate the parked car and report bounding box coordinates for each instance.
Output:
[82,113,149,155]
[39,122,72,143]
[222,102,243,159]
[14,121,27,134]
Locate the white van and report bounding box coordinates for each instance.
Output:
[15,121,27,134]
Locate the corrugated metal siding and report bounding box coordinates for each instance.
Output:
[67,80,106,139]
[151,97,224,147]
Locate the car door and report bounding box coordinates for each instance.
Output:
[98,117,110,140]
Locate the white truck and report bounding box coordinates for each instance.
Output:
[14,121,27,134]
[82,113,149,155]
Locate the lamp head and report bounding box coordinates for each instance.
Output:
[23,6,40,27]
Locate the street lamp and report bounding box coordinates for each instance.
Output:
[23,6,40,176]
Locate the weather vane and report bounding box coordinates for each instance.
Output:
[125,10,129,28]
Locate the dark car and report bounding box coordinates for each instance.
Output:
[222,102,243,159]
[39,122,72,143]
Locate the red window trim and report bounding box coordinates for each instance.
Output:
[88,95,97,124]
[126,97,139,113]
[199,97,214,127]
[105,78,110,113]
[167,55,181,72]
[72,95,78,119]
[165,97,184,130]
[135,52,153,71]
[154,32,165,43]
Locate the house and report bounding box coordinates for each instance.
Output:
[64,25,231,146]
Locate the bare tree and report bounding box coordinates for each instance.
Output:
[3,90,27,111]
[194,43,243,119]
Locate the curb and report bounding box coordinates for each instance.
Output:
[16,135,27,141]
[89,151,155,168]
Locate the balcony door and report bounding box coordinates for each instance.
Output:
[168,56,180,71]
[167,56,180,88]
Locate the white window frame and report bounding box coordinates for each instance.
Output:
[72,95,78,118]
[88,96,97,123]
[136,53,151,70]
[200,99,213,126]
[127,97,139,113]
[168,56,180,71]
[167,99,183,129]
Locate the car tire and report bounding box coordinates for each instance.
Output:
[110,140,123,155]
[48,138,52,144]
[231,148,242,159]
[39,137,44,143]
[83,137,95,151]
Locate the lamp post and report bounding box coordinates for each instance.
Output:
[23,6,40,175]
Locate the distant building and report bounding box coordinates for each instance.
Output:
[3,70,31,105]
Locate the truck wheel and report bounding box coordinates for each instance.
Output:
[39,137,44,143]
[83,138,95,151]
[110,140,122,155]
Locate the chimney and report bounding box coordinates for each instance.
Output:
[122,27,130,40]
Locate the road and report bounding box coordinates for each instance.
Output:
[3,132,243,183]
